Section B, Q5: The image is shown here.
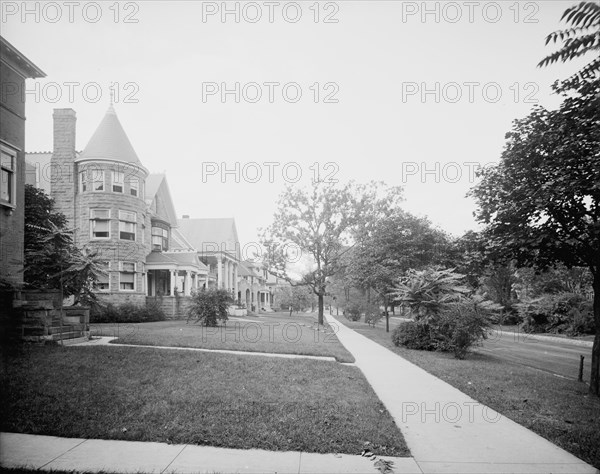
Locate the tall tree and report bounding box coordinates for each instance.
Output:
[349,210,453,332]
[538,1,600,89]
[261,180,402,325]
[469,78,600,395]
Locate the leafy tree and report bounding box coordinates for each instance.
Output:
[24,185,104,304]
[469,78,600,395]
[262,180,402,325]
[187,288,231,326]
[538,1,600,88]
[275,284,314,312]
[349,210,453,331]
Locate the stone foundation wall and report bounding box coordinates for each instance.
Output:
[146,296,193,320]
[96,293,147,307]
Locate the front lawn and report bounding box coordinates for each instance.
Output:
[334,315,600,469]
[93,311,354,363]
[0,345,407,457]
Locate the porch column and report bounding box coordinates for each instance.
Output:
[224,259,230,291]
[184,271,190,296]
[255,290,261,313]
[234,264,239,303]
[205,273,209,288]
[217,254,223,289]
[170,270,176,296]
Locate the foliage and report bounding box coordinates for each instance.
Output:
[391,267,469,322]
[469,76,600,394]
[344,302,362,321]
[391,322,436,351]
[517,292,594,335]
[513,265,593,299]
[538,1,600,89]
[262,180,403,324]
[23,185,105,304]
[91,301,166,324]
[364,308,383,327]
[275,284,314,312]
[391,268,498,358]
[187,288,231,326]
[432,298,493,359]
[391,297,496,358]
[348,210,454,331]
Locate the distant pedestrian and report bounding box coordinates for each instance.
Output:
[289,305,293,317]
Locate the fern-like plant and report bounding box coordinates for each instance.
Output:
[538,1,600,87]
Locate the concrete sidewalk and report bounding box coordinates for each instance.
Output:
[73,336,338,361]
[326,314,599,474]
[0,432,421,473]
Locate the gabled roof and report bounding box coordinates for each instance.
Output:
[76,105,146,170]
[238,262,253,277]
[169,227,195,251]
[146,173,178,227]
[177,218,240,260]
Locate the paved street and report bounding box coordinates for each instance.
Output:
[478,329,593,381]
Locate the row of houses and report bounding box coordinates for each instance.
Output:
[1,35,282,318]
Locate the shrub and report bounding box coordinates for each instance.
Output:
[391,296,495,358]
[344,302,362,321]
[187,288,231,326]
[363,303,382,326]
[391,321,436,350]
[517,292,594,335]
[90,301,166,324]
[433,302,491,359]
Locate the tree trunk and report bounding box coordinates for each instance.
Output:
[383,295,389,333]
[318,293,324,325]
[590,271,600,396]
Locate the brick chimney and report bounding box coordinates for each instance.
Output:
[51,108,77,228]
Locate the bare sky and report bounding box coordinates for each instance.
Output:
[2,0,588,246]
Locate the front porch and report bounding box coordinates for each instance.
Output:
[146,251,211,297]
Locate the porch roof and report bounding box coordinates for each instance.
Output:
[146,251,208,273]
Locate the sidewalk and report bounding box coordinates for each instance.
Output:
[326,314,599,474]
[0,432,421,474]
[74,336,338,361]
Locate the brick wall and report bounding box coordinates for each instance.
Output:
[0,60,26,285]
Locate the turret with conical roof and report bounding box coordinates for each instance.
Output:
[50,104,151,305]
[76,105,147,172]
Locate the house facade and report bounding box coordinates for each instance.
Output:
[0,37,45,291]
[26,104,275,317]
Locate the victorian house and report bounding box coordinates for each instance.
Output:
[25,104,263,317]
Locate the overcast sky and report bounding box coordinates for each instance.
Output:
[2,0,587,246]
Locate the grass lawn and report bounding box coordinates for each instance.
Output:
[0,344,408,457]
[334,315,600,469]
[93,311,354,363]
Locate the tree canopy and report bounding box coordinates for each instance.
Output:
[261,180,402,324]
[469,78,600,394]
